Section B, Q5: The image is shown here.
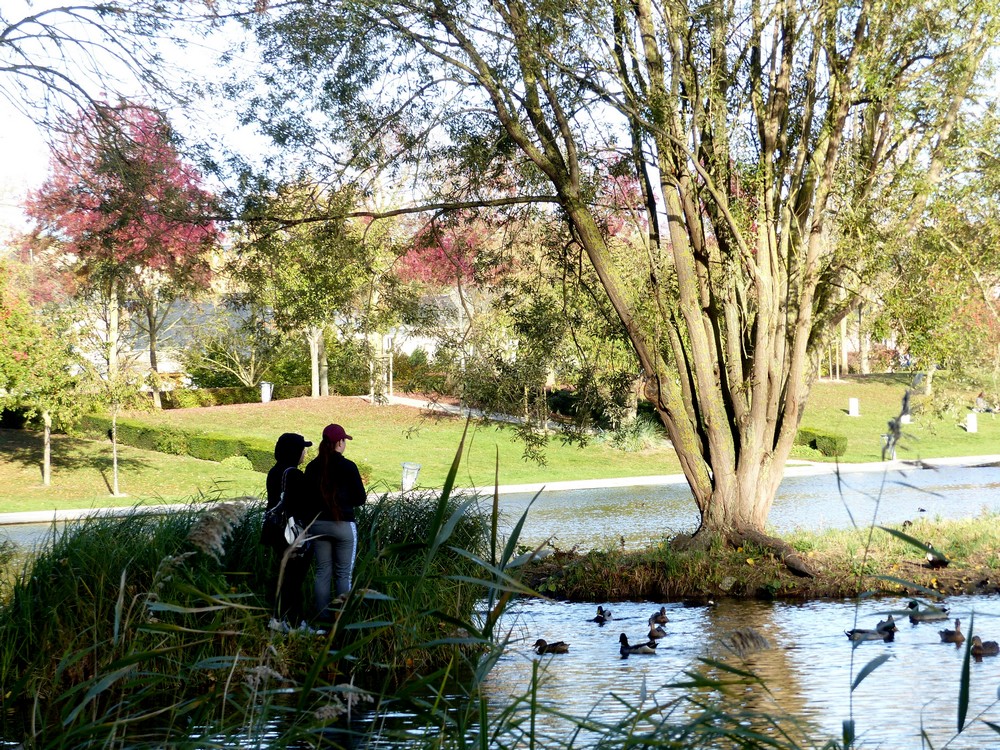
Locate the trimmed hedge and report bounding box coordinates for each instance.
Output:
[795,427,848,457]
[79,415,274,472]
[76,413,374,481]
[160,384,313,409]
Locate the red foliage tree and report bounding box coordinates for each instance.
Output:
[27,101,220,406]
[397,217,482,288]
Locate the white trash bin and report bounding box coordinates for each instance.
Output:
[260,381,273,403]
[401,462,421,491]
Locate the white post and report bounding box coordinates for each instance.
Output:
[848,397,860,417]
[967,412,978,433]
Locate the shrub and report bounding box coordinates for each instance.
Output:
[187,433,245,463]
[243,444,274,472]
[795,427,848,457]
[601,414,666,452]
[221,455,254,470]
[154,428,189,455]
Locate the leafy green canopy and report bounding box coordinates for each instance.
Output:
[228,0,998,550]
[0,262,80,428]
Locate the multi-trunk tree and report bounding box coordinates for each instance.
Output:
[235,0,998,571]
[27,101,220,408]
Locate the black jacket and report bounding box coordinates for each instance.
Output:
[303,453,367,522]
[265,435,308,519]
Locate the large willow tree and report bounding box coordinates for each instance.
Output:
[238,0,998,571]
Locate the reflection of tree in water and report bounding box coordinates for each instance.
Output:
[479,599,830,747]
[674,599,824,748]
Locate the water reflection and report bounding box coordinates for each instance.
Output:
[484,595,1000,748]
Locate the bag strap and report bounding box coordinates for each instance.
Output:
[268,467,295,517]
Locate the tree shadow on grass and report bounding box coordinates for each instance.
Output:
[846,373,917,387]
[0,428,154,483]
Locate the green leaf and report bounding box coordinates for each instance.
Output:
[851,653,892,692]
[958,612,973,733]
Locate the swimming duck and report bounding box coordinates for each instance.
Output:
[875,615,898,634]
[907,600,950,623]
[971,636,1000,657]
[533,638,570,655]
[649,606,669,625]
[845,628,895,642]
[939,619,965,645]
[619,633,657,658]
[591,606,613,624]
[846,613,898,642]
[648,623,667,640]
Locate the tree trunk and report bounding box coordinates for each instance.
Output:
[622,376,640,426]
[840,317,848,377]
[42,410,52,486]
[919,364,937,396]
[860,328,871,375]
[107,287,122,381]
[308,326,322,398]
[146,302,161,409]
[319,334,329,396]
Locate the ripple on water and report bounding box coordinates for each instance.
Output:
[484,595,1000,748]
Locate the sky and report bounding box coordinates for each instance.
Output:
[0,2,266,244]
[0,108,48,238]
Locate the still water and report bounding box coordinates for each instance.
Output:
[498,460,1000,550]
[484,595,1000,749]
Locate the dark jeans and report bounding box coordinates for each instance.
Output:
[268,545,311,625]
[311,519,358,619]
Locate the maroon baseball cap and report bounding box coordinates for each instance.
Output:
[323,423,353,442]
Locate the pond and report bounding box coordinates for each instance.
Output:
[5,458,1000,747]
[482,594,1000,749]
[497,459,1000,551]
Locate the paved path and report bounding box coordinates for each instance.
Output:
[2,453,998,527]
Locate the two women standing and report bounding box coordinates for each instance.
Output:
[263,423,367,626]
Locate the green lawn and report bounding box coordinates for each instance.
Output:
[115,394,687,490]
[1,375,997,514]
[798,374,1000,463]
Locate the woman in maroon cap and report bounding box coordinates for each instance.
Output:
[302,423,367,620]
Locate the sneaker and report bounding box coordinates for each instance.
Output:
[268,618,291,633]
[296,620,328,636]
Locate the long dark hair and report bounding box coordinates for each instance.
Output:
[317,438,342,520]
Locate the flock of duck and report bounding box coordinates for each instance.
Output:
[532,599,1000,661]
[533,605,771,660]
[845,600,1000,658]
[533,605,673,659]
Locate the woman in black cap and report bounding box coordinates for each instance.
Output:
[303,423,367,620]
[263,432,313,629]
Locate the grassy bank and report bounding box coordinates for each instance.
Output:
[522,513,1000,602]
[2,375,998,514]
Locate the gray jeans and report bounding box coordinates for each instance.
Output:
[310,519,357,618]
